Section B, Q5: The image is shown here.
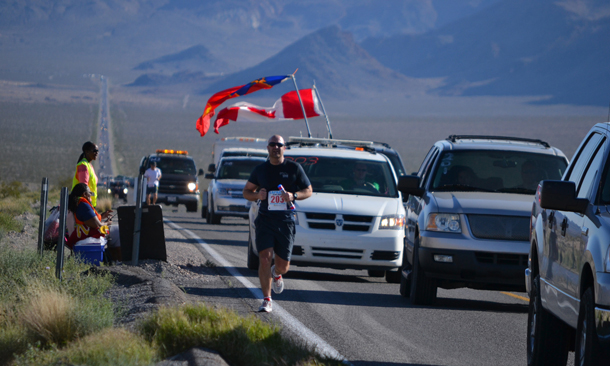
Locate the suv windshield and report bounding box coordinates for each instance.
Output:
[217,160,262,180]
[286,155,397,197]
[153,156,196,175]
[430,150,568,194]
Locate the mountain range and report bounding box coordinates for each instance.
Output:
[0,0,607,106]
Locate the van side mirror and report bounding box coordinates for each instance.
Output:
[398,175,424,198]
[208,164,216,173]
[539,180,588,214]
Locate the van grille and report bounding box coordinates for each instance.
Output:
[467,215,529,241]
[304,212,374,232]
[311,247,363,259]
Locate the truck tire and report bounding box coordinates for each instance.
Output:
[247,232,259,270]
[575,287,600,366]
[186,202,198,212]
[526,275,569,366]
[410,239,437,305]
[207,199,222,225]
[201,205,207,219]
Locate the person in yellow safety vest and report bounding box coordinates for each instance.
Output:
[72,141,99,207]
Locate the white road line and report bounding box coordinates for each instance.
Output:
[164,219,351,365]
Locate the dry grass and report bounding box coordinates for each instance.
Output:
[20,286,75,347]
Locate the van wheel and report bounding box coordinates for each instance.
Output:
[526,275,569,366]
[410,239,437,305]
[367,270,384,277]
[385,269,401,283]
[247,232,259,270]
[575,287,600,366]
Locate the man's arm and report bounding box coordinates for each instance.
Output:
[243,181,266,202]
[285,185,312,202]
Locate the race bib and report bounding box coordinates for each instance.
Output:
[268,190,286,211]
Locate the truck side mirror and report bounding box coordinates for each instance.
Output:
[539,180,588,214]
[198,169,204,176]
[398,175,424,198]
[205,173,215,180]
[208,164,216,173]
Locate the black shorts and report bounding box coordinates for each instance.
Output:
[146,185,158,195]
[254,214,295,262]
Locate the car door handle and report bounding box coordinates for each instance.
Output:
[581,226,589,236]
[561,218,568,236]
[548,211,555,229]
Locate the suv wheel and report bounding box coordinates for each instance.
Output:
[207,199,222,225]
[575,287,600,366]
[385,269,401,283]
[247,231,259,270]
[186,202,197,212]
[201,205,207,219]
[527,275,569,366]
[399,252,412,297]
[410,239,437,305]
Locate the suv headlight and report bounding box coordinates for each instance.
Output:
[379,214,405,230]
[426,213,461,233]
[188,182,197,192]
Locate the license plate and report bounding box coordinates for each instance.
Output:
[167,197,177,202]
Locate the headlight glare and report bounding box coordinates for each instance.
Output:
[426,213,461,233]
[188,182,197,192]
[379,214,405,230]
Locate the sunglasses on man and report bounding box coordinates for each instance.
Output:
[268,142,284,148]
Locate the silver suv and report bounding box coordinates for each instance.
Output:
[398,135,568,305]
[527,123,610,365]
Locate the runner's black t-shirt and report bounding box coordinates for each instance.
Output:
[248,159,311,221]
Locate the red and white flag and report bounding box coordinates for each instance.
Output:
[213,89,322,134]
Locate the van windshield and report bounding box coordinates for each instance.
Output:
[286,156,397,197]
[217,160,262,180]
[153,157,196,175]
[430,150,568,194]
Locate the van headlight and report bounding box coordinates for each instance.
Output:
[188,182,197,192]
[379,214,405,230]
[426,213,461,233]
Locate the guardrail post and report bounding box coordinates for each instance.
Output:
[131,173,145,265]
[37,177,48,255]
[55,187,68,280]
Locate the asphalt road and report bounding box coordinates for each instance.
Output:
[160,208,577,366]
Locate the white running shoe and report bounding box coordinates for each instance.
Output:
[259,297,272,312]
[271,265,284,294]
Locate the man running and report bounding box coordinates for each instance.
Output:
[144,161,162,205]
[243,135,312,312]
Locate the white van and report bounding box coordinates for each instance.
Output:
[247,139,406,283]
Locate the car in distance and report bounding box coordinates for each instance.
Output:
[139,149,203,212]
[527,123,610,365]
[398,135,568,305]
[204,156,266,224]
[248,137,407,283]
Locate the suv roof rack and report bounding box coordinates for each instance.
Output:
[446,135,550,148]
[287,136,392,149]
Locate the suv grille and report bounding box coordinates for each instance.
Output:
[304,212,374,232]
[467,215,529,241]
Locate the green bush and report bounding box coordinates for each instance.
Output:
[140,304,343,366]
[0,181,23,199]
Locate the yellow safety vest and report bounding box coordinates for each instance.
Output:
[72,159,97,206]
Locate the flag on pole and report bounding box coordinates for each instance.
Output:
[213,89,322,134]
[196,75,291,137]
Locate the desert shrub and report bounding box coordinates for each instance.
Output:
[0,181,23,199]
[140,304,343,366]
[12,328,156,366]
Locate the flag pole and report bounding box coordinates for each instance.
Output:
[290,74,312,138]
[313,80,333,139]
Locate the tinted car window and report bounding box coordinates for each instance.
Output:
[566,133,603,185]
[430,150,568,194]
[217,160,262,180]
[285,156,397,197]
[153,157,196,175]
[577,138,606,199]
